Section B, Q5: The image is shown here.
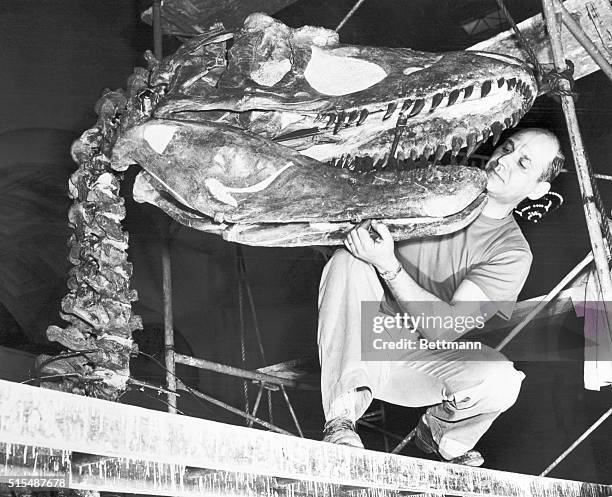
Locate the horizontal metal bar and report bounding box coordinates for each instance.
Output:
[174,353,317,390]
[0,380,610,497]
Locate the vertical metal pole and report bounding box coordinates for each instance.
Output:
[153,0,163,60]
[541,0,612,317]
[162,238,177,414]
[152,0,176,414]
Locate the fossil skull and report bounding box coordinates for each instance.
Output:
[111,13,538,246]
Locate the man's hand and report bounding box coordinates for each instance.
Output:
[344,220,399,272]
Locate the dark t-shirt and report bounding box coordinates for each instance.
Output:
[391,212,532,320]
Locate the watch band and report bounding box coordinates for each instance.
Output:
[378,263,403,281]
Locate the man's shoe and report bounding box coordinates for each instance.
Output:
[323,417,364,448]
[409,417,484,467]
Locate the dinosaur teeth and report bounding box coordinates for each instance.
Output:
[410,148,419,161]
[491,121,503,146]
[383,102,398,120]
[325,113,336,128]
[466,133,479,156]
[451,135,464,156]
[430,93,444,112]
[504,117,512,128]
[374,154,387,169]
[408,98,425,117]
[356,109,369,126]
[347,110,359,125]
[481,126,491,143]
[463,85,474,99]
[447,89,460,106]
[434,144,446,161]
[480,80,492,98]
[333,111,346,134]
[497,77,505,88]
[506,78,517,90]
[511,111,521,126]
[401,99,414,112]
[422,145,433,159]
[342,154,350,168]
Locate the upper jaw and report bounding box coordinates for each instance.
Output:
[152,12,537,164]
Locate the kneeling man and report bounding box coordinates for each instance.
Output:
[318,128,563,466]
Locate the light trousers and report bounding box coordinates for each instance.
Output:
[318,249,525,459]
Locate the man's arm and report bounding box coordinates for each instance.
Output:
[345,221,495,341]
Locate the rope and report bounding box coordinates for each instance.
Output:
[240,256,267,364]
[494,0,544,76]
[236,245,250,423]
[495,0,575,97]
[496,0,609,253]
[585,157,612,254]
[335,0,368,32]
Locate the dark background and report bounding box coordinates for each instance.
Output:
[0,0,611,483]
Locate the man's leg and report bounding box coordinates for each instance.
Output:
[318,249,524,458]
[318,249,389,443]
[375,345,525,460]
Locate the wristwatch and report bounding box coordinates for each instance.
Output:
[378,263,403,281]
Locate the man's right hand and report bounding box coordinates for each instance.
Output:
[344,220,399,273]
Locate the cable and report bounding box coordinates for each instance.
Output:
[335,0,368,32]
[494,0,544,77]
[137,350,213,415]
[236,245,250,423]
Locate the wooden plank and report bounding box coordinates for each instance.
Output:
[0,380,610,497]
[468,0,612,82]
[141,0,300,36]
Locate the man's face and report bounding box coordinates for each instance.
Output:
[485,130,558,205]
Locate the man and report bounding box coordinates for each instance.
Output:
[318,128,564,466]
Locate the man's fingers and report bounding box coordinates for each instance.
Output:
[349,229,365,253]
[355,227,374,249]
[372,220,393,242]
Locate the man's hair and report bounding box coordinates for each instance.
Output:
[512,128,564,183]
[540,150,565,183]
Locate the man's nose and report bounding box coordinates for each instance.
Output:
[496,157,508,170]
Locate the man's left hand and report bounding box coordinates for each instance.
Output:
[344,220,399,272]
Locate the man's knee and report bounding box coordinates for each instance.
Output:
[480,362,524,412]
[321,248,375,285]
[327,248,367,270]
[451,361,524,413]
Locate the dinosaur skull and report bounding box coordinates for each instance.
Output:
[154,13,537,166]
[111,13,539,246]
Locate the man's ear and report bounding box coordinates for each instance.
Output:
[527,181,551,200]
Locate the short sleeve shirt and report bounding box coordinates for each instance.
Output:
[391,212,533,320]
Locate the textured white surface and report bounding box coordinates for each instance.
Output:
[304,46,387,96]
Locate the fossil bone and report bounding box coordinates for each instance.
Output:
[109,13,539,246]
